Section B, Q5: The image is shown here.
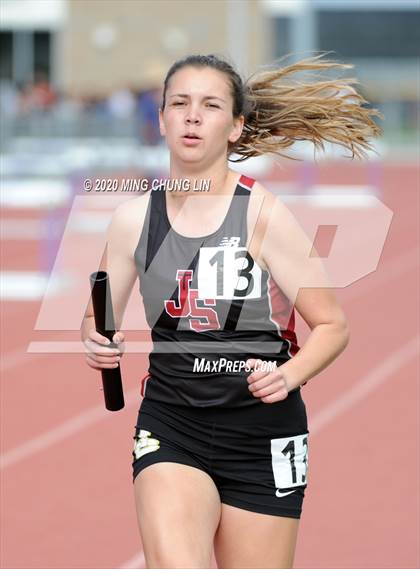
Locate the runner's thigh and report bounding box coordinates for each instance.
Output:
[214,503,300,569]
[134,462,221,568]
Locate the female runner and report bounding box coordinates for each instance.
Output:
[82,54,381,568]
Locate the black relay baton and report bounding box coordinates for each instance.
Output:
[89,271,125,411]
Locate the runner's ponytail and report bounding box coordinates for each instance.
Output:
[234,54,382,161]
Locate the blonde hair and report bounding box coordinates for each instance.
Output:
[162,53,382,161]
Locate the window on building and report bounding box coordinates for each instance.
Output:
[0,30,52,84]
[34,31,51,78]
[0,31,13,80]
[273,17,291,58]
[318,10,420,59]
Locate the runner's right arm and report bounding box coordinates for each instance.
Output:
[81,194,150,370]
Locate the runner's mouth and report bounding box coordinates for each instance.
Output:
[182,135,202,145]
[183,132,202,140]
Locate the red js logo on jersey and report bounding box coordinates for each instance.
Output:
[164,269,220,332]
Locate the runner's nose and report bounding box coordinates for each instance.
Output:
[185,108,201,125]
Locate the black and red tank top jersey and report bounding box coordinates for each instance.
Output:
[134,174,301,408]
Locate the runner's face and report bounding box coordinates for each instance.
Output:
[159,66,243,164]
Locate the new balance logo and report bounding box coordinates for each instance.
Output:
[219,236,240,247]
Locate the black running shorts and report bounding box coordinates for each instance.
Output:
[132,390,309,519]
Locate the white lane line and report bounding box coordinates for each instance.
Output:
[117,335,419,569]
[0,271,67,300]
[0,347,48,373]
[118,551,146,569]
[0,212,111,240]
[310,335,419,434]
[0,386,141,470]
[0,178,70,208]
[0,218,46,239]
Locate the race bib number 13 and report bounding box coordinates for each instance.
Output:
[198,246,262,300]
[270,433,309,494]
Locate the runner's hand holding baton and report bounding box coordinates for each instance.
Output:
[88,271,125,411]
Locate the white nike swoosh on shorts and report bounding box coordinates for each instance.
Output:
[275,489,297,498]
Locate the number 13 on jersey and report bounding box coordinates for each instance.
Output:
[198,246,262,300]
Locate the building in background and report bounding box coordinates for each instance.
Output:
[0,0,418,146]
[265,0,419,138]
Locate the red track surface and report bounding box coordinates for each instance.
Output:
[1,162,419,568]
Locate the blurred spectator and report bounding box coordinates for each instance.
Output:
[53,91,84,121]
[107,86,136,119]
[137,86,162,145]
[0,59,174,145]
[19,70,57,114]
[0,80,19,118]
[134,61,167,145]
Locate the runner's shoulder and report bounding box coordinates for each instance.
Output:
[248,180,289,226]
[109,190,151,230]
[252,179,288,204]
[107,190,151,250]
